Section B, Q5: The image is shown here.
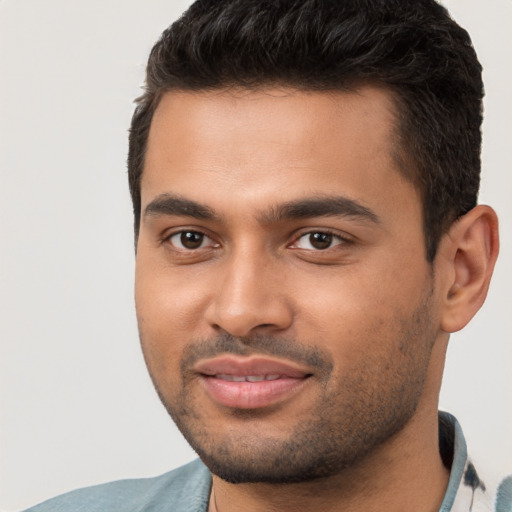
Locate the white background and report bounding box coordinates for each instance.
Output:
[0,1,510,510]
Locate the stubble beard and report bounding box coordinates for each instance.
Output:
[142,289,437,485]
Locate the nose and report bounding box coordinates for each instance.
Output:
[204,249,294,337]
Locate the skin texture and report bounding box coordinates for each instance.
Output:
[135,87,499,512]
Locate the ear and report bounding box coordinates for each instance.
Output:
[438,205,499,333]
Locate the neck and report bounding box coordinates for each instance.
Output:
[209,407,449,512]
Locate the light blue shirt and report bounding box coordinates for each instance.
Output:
[23,413,512,512]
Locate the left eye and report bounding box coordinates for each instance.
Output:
[168,230,215,250]
[292,231,345,250]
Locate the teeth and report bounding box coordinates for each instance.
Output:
[246,376,264,382]
[216,375,244,382]
[216,374,281,382]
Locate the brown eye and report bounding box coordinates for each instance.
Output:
[181,231,204,249]
[169,230,210,250]
[292,231,346,251]
[308,232,332,250]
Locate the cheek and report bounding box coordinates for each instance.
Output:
[134,263,209,382]
[135,257,211,335]
[295,264,428,365]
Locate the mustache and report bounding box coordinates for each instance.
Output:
[180,332,334,377]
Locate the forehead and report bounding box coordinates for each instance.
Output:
[147,86,397,167]
[142,86,418,221]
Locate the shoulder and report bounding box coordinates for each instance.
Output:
[23,459,211,512]
[495,475,512,512]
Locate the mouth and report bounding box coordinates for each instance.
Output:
[194,356,312,409]
[214,374,282,382]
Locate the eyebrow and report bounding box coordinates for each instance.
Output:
[143,193,379,225]
[260,196,380,224]
[144,194,219,221]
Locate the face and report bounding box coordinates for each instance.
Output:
[135,86,442,483]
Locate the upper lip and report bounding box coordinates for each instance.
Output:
[194,356,312,379]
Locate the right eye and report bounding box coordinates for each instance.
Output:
[167,230,217,250]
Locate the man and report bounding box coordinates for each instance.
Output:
[24,0,510,511]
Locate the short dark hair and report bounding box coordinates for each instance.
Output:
[128,0,483,261]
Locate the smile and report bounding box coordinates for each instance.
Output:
[194,356,312,409]
[215,374,281,382]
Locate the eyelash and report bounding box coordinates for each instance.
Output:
[164,229,218,251]
[163,228,352,252]
[289,230,352,251]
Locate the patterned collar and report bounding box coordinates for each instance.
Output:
[438,412,511,512]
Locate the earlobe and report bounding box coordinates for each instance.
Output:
[439,205,499,333]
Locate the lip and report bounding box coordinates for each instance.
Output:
[194,356,312,409]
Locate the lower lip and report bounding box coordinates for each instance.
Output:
[199,375,308,409]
